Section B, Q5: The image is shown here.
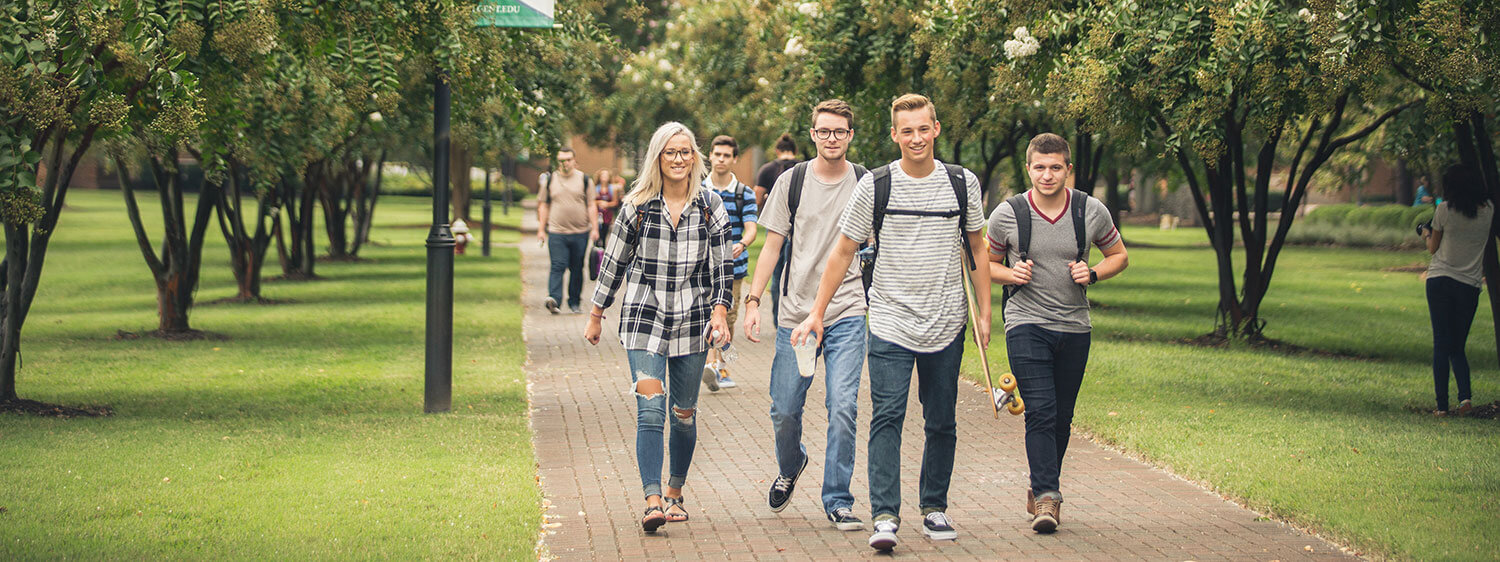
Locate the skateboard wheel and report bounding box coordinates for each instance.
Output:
[1007,394,1025,415]
[998,373,1017,392]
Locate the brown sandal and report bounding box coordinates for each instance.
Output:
[641,505,667,533]
[663,496,689,522]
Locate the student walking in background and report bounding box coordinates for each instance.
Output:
[701,135,757,392]
[537,148,598,314]
[1422,165,1493,417]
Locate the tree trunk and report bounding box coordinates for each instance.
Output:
[1,225,27,402]
[279,166,318,279]
[1396,158,1415,206]
[450,143,473,222]
[122,151,218,333]
[1103,165,1123,228]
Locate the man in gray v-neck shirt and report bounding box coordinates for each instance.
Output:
[987,133,1128,534]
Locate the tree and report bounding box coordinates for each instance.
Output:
[1,1,199,400]
[1324,0,1500,359]
[1056,0,1411,340]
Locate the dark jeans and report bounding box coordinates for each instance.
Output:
[1427,276,1481,411]
[1005,324,1091,495]
[547,231,588,308]
[866,329,965,522]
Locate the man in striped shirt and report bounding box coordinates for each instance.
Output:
[793,94,990,551]
[702,135,758,390]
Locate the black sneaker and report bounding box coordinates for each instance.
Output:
[868,519,899,551]
[828,507,863,531]
[768,455,807,512]
[922,511,958,540]
[544,297,560,315]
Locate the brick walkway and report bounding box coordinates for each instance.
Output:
[522,211,1351,561]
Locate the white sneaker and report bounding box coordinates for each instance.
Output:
[701,364,720,392]
[922,511,958,540]
[868,519,899,551]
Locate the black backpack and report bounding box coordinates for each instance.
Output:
[863,162,974,293]
[1000,188,1089,308]
[780,161,870,296]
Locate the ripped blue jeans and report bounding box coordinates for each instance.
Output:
[626,349,707,499]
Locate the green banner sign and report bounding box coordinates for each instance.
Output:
[474,0,554,28]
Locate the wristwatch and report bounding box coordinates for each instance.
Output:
[744,295,761,306]
[1088,268,1099,285]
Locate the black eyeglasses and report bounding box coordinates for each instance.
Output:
[661,149,694,161]
[812,128,852,140]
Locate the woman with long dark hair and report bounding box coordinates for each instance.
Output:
[584,122,734,531]
[1422,165,1493,416]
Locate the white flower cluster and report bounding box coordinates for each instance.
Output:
[784,36,808,56]
[1002,26,1039,60]
[797,2,820,17]
[1297,8,1316,22]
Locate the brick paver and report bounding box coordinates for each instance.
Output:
[521,209,1352,560]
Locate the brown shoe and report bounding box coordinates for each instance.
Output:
[1457,400,1473,416]
[1032,495,1062,533]
[1026,489,1035,515]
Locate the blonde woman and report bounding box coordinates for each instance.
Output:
[584,122,734,532]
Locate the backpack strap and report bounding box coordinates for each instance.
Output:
[780,162,811,297]
[1070,188,1088,263]
[1005,193,1032,263]
[943,163,975,271]
[733,181,747,228]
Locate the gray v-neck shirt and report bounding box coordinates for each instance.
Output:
[987,191,1120,333]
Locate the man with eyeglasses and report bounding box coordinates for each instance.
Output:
[744,99,869,532]
[537,147,599,314]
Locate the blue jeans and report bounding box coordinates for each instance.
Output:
[1427,276,1480,411]
[626,350,707,499]
[1005,324,1091,495]
[768,316,866,513]
[547,231,589,308]
[866,329,965,521]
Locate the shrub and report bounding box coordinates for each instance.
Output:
[1367,204,1412,229]
[1305,204,1357,225]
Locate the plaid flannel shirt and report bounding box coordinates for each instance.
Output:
[591,190,734,357]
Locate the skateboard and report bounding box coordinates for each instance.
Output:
[961,262,1025,417]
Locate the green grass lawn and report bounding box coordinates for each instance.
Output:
[0,190,538,559]
[958,224,1500,561]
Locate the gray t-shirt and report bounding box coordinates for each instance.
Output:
[838,160,984,353]
[987,191,1120,333]
[759,162,868,329]
[1429,202,1494,288]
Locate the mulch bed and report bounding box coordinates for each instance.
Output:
[202,296,296,306]
[1406,401,1500,420]
[1381,262,1429,273]
[0,398,112,418]
[113,329,228,342]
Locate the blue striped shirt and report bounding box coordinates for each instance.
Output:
[705,175,758,278]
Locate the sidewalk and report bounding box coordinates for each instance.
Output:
[521,205,1351,560]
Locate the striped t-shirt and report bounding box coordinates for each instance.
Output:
[704,175,758,278]
[838,160,984,353]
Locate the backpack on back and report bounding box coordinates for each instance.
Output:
[543,170,593,206]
